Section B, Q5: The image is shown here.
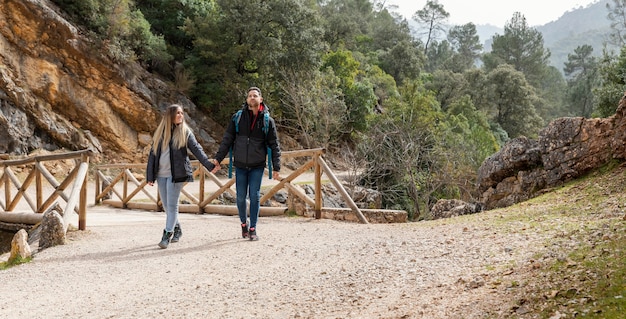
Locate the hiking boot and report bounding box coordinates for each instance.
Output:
[158,230,173,249]
[249,227,258,241]
[171,224,182,243]
[241,223,249,239]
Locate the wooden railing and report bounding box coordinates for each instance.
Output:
[0,150,91,231]
[95,148,370,224]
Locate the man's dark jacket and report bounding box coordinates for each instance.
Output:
[214,103,281,172]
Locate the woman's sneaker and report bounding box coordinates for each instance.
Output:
[241,223,249,239]
[249,227,258,241]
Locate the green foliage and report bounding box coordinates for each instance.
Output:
[607,0,626,47]
[446,23,482,72]
[358,83,442,219]
[277,68,347,149]
[484,12,551,88]
[378,40,424,85]
[564,45,599,118]
[322,50,360,89]
[344,81,376,133]
[424,40,454,73]
[535,66,568,121]
[484,64,544,138]
[135,0,216,62]
[319,0,374,50]
[445,96,499,164]
[594,47,626,117]
[413,0,449,55]
[52,0,172,65]
[183,0,324,120]
[357,78,494,219]
[424,69,467,111]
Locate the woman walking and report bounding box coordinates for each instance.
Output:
[146,104,216,249]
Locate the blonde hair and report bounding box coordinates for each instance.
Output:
[151,104,190,151]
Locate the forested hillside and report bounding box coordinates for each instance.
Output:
[45,0,626,219]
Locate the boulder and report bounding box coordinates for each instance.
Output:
[430,199,483,220]
[38,203,66,249]
[8,229,31,263]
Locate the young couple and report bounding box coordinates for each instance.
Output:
[146,87,281,249]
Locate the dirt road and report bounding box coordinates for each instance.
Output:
[0,197,547,319]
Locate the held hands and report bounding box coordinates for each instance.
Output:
[210,159,221,173]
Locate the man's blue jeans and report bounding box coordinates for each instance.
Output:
[235,167,264,229]
[156,176,184,232]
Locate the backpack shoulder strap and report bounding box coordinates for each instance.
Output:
[233,109,243,133]
[262,112,270,136]
[229,109,244,178]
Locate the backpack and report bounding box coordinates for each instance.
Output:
[228,109,274,179]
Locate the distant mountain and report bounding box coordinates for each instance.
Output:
[538,0,616,71]
[409,0,617,73]
[476,0,615,72]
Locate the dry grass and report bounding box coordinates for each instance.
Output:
[481,161,626,318]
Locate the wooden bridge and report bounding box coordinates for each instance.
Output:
[1,148,407,232]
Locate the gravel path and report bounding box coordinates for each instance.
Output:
[0,203,545,319]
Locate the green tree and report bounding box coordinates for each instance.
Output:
[378,40,424,85]
[607,0,626,47]
[483,12,551,88]
[319,0,374,51]
[425,70,468,111]
[564,45,599,118]
[321,50,376,135]
[277,68,347,149]
[184,0,324,120]
[484,64,544,138]
[413,0,449,55]
[594,47,626,117]
[358,81,443,219]
[52,0,171,65]
[424,39,454,73]
[446,23,483,72]
[135,0,216,62]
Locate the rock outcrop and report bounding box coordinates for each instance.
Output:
[0,0,222,162]
[477,93,626,209]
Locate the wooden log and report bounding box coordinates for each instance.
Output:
[103,200,159,212]
[318,157,368,224]
[314,154,322,219]
[96,170,124,202]
[63,162,88,232]
[284,183,315,207]
[0,211,43,224]
[260,158,316,203]
[0,149,91,166]
[5,167,37,212]
[201,205,287,216]
[198,178,236,207]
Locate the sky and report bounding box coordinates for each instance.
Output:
[389,0,597,27]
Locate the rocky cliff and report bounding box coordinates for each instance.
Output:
[477,93,626,209]
[0,0,222,162]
